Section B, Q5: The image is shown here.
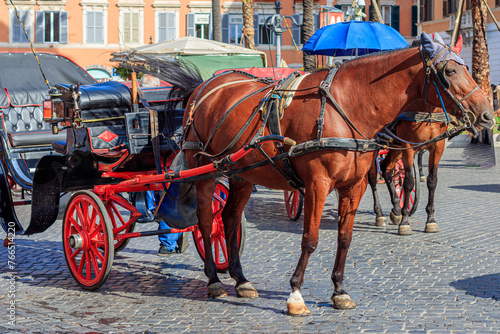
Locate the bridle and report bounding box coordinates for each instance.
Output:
[420,43,480,135]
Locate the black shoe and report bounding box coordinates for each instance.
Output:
[176,232,189,253]
[158,244,175,256]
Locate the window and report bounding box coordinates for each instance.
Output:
[420,0,433,22]
[291,14,319,45]
[159,12,176,42]
[497,0,500,7]
[122,12,140,44]
[186,13,211,40]
[11,10,30,43]
[222,14,243,45]
[381,6,391,25]
[444,0,472,16]
[86,11,104,44]
[35,11,68,43]
[257,14,276,45]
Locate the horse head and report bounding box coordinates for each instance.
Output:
[419,32,495,133]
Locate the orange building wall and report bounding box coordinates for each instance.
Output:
[0,0,418,75]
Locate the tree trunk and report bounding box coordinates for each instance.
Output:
[471,0,492,144]
[302,0,316,71]
[370,0,384,23]
[213,0,222,42]
[242,0,255,49]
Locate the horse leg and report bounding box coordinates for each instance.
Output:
[331,179,367,309]
[418,150,427,182]
[424,144,444,233]
[367,159,386,226]
[223,178,259,298]
[287,180,329,316]
[380,152,403,225]
[195,179,227,298]
[398,152,415,236]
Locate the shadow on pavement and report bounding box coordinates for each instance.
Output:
[449,183,500,193]
[450,273,500,301]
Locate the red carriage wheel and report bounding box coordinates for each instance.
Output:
[105,194,140,253]
[193,181,246,272]
[284,190,304,221]
[393,159,420,216]
[62,191,114,290]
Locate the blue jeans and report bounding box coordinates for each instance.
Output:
[145,191,181,252]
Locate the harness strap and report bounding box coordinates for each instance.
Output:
[289,137,380,157]
[318,67,339,139]
[397,111,451,123]
[383,123,467,150]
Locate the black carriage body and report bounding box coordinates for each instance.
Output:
[0,52,96,234]
[25,81,185,235]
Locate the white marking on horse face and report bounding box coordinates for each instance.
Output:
[287,290,304,304]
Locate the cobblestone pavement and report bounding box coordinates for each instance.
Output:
[1,139,500,333]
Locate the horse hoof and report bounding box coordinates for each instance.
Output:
[425,223,439,233]
[420,176,427,182]
[390,211,402,225]
[235,282,259,298]
[398,225,413,235]
[331,294,356,310]
[375,217,387,226]
[207,282,228,298]
[286,302,311,316]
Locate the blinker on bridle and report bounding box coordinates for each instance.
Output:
[421,44,480,134]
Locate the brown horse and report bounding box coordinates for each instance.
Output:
[157,33,494,316]
[367,101,448,235]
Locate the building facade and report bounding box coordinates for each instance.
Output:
[1,0,418,80]
[417,0,500,85]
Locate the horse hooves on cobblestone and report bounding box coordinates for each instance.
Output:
[286,302,311,316]
[235,282,259,298]
[425,222,439,233]
[207,282,228,298]
[398,225,413,235]
[375,216,387,226]
[390,212,402,225]
[331,294,356,310]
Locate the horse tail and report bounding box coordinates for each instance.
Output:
[121,53,203,101]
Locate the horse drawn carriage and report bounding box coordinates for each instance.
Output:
[1,32,496,316]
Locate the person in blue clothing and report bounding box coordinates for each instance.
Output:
[145,191,188,255]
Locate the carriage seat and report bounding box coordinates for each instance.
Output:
[56,81,132,110]
[2,105,66,147]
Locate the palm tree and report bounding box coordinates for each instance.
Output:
[302,0,315,71]
[471,0,492,143]
[213,0,221,42]
[242,0,255,49]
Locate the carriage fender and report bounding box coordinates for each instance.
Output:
[24,155,67,235]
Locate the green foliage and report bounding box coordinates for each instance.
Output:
[113,66,144,81]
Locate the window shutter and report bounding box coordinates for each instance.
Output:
[158,12,167,42]
[253,14,259,46]
[221,13,229,43]
[292,14,301,45]
[369,5,373,21]
[87,12,95,43]
[314,13,319,32]
[60,11,68,43]
[35,11,44,43]
[391,6,399,32]
[95,12,103,43]
[186,13,195,37]
[124,12,130,43]
[411,5,418,36]
[12,10,28,43]
[132,12,139,43]
[167,12,176,40]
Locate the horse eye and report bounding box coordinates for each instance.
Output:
[446,68,457,76]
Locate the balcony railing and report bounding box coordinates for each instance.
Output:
[449,10,472,30]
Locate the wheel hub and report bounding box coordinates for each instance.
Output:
[68,233,89,250]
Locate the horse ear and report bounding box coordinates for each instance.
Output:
[420,32,436,56]
[433,33,445,45]
[452,35,463,55]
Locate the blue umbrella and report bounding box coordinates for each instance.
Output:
[303,21,409,57]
